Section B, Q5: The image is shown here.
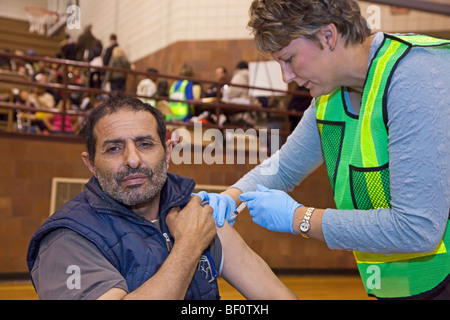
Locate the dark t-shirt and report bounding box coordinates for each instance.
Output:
[31,225,222,300]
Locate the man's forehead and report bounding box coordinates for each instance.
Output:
[94,109,158,141]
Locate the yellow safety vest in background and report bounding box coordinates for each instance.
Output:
[169,79,191,120]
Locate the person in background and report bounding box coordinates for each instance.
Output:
[137,67,159,106]
[169,64,195,121]
[227,61,250,104]
[18,73,55,133]
[59,34,77,60]
[44,99,77,135]
[104,46,131,91]
[103,34,119,68]
[76,24,96,61]
[227,61,258,126]
[205,66,228,98]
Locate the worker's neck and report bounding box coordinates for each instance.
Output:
[342,36,373,94]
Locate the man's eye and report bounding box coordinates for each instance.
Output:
[106,146,121,153]
[138,141,154,148]
[285,56,293,64]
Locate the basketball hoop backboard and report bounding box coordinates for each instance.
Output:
[25,6,59,36]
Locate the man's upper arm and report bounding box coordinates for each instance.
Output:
[31,228,128,300]
[217,222,297,300]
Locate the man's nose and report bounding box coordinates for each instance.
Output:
[123,144,141,168]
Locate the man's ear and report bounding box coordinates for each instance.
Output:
[81,151,96,175]
[165,139,173,167]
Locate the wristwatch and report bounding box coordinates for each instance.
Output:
[299,207,316,239]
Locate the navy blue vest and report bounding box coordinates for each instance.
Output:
[27,173,220,300]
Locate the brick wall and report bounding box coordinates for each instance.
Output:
[0,134,89,273]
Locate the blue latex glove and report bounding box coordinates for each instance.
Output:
[239,185,303,234]
[192,191,237,227]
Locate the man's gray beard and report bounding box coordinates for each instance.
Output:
[96,161,168,207]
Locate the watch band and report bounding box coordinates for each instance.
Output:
[299,207,316,239]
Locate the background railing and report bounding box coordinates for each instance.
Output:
[0,51,312,140]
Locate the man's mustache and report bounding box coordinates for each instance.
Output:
[115,167,153,183]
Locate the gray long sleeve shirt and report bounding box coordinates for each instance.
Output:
[232,33,449,254]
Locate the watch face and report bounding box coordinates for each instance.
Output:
[299,221,310,233]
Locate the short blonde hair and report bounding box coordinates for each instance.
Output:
[112,46,125,58]
[248,0,371,53]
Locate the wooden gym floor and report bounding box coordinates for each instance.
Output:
[0,275,375,300]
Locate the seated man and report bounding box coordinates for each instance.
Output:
[26,93,297,300]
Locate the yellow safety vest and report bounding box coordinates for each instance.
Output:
[169,80,191,120]
[316,34,450,298]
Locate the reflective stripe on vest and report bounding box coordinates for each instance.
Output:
[316,34,450,298]
[169,80,190,120]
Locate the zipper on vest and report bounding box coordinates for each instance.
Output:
[162,233,173,252]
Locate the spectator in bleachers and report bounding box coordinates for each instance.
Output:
[67,66,87,107]
[103,34,118,68]
[169,63,195,121]
[34,57,52,79]
[88,39,103,62]
[18,73,56,133]
[89,40,104,89]
[47,61,62,84]
[227,61,257,126]
[59,34,77,60]
[137,67,158,105]
[10,49,34,79]
[104,46,131,91]
[227,61,250,104]
[45,99,77,135]
[0,49,12,71]
[156,79,169,98]
[204,66,228,98]
[76,24,96,61]
[21,73,55,109]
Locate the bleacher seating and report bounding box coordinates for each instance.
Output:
[0,17,64,57]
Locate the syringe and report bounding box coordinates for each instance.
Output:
[229,202,247,223]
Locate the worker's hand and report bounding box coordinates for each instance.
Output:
[239,185,303,234]
[165,195,216,252]
[192,191,237,227]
